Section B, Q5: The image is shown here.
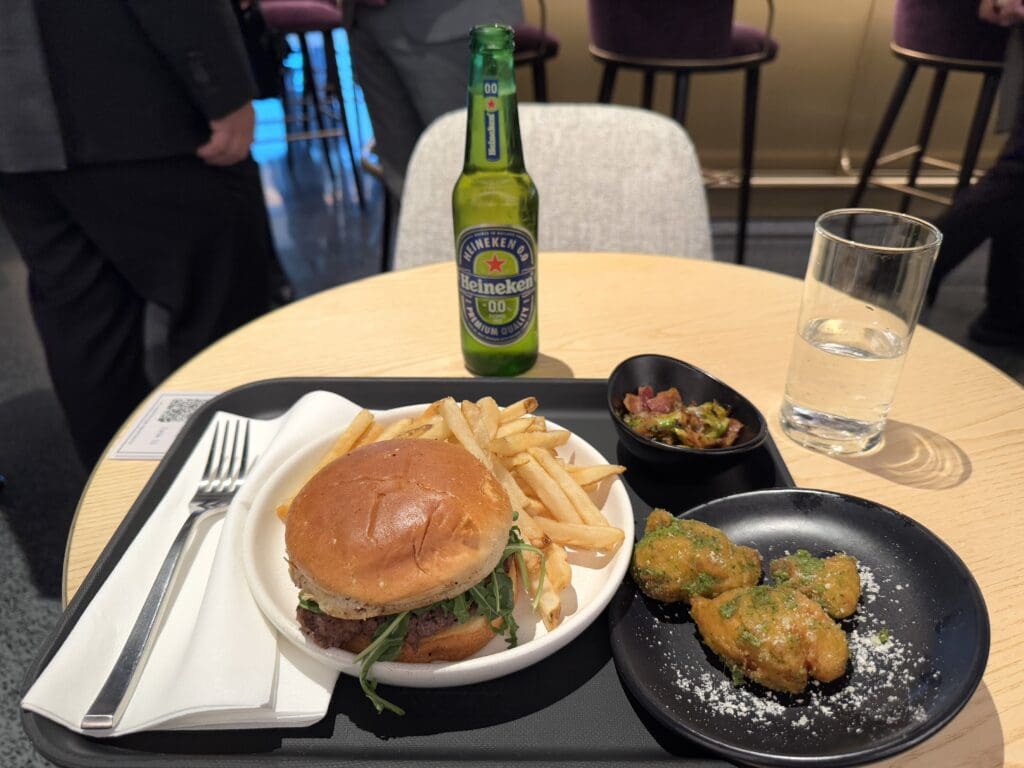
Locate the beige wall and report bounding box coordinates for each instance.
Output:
[519,0,1006,179]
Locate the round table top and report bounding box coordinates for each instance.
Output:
[64,252,1024,767]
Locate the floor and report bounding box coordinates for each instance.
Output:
[2,40,1022,768]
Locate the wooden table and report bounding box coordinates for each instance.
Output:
[63,253,1024,767]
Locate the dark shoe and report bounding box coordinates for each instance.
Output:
[967,312,1024,347]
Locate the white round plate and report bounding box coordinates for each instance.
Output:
[241,404,634,687]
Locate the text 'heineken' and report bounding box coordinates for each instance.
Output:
[453,24,539,376]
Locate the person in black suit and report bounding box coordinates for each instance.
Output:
[0,0,274,467]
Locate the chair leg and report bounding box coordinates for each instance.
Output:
[736,66,761,265]
[672,72,690,126]
[956,70,1002,199]
[850,61,917,208]
[297,35,312,135]
[598,63,617,103]
[641,70,655,109]
[380,190,394,272]
[279,67,297,174]
[299,33,336,180]
[322,30,342,106]
[324,29,365,208]
[531,60,549,102]
[902,67,948,213]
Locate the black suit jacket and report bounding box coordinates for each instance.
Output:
[34,0,257,166]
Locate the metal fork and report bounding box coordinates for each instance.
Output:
[81,418,254,732]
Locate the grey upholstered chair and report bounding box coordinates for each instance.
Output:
[392,103,713,270]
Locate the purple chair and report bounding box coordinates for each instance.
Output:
[261,0,364,206]
[587,0,778,264]
[514,1,560,102]
[849,0,1009,211]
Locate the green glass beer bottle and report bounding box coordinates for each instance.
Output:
[453,24,539,376]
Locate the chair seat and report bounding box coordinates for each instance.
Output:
[894,0,1008,63]
[261,0,343,33]
[730,23,778,59]
[514,23,560,59]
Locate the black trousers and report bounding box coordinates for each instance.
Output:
[0,155,272,466]
[931,86,1024,328]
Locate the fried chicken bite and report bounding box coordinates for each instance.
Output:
[690,585,849,694]
[631,509,762,603]
[769,550,861,619]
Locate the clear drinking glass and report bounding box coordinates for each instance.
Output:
[779,209,942,455]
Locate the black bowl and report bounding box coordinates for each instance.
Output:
[607,354,768,467]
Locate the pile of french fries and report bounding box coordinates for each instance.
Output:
[276,396,626,632]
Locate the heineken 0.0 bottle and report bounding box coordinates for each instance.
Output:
[453,24,539,376]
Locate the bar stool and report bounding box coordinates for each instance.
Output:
[587,0,777,265]
[261,0,365,207]
[514,1,560,102]
[849,0,1008,211]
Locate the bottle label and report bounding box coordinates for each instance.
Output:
[483,79,501,161]
[456,225,537,346]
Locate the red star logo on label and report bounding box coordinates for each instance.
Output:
[487,98,496,110]
[485,255,504,272]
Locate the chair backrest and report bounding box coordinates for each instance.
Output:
[393,103,713,270]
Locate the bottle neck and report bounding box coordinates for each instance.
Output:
[463,48,523,173]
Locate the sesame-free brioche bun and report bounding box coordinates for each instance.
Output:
[285,439,513,620]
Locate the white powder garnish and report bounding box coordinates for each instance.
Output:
[660,562,930,737]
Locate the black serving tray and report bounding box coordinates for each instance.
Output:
[22,377,794,768]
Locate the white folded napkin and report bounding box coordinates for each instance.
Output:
[22,391,365,736]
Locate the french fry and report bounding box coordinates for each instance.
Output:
[543,542,572,593]
[314,409,374,472]
[513,507,548,549]
[417,417,451,441]
[499,396,539,423]
[534,517,624,552]
[353,421,384,449]
[490,430,570,456]
[439,397,533,518]
[503,452,530,469]
[477,396,501,440]
[526,416,547,432]
[374,416,413,442]
[535,577,561,630]
[523,497,548,520]
[405,401,441,432]
[514,456,584,524]
[461,399,482,431]
[529,447,610,527]
[566,463,627,488]
[495,417,533,439]
[440,398,488,463]
[393,423,433,440]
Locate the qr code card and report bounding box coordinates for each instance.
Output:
[112,392,218,460]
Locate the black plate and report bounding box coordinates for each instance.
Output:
[608,488,990,767]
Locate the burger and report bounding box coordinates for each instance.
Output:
[284,438,536,714]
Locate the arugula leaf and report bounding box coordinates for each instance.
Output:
[353,612,410,715]
[452,592,470,623]
[298,595,323,614]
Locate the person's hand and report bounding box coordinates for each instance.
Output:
[979,0,1024,26]
[197,102,255,166]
